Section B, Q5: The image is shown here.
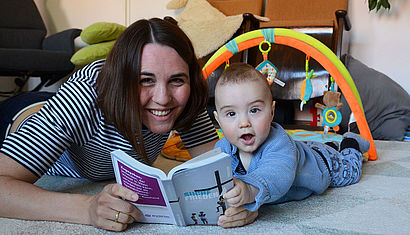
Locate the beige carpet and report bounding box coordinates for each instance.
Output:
[2,140,410,234]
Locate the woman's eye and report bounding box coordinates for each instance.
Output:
[170,78,186,86]
[140,78,154,85]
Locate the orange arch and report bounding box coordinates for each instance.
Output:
[202,29,377,160]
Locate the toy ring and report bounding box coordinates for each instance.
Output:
[324,109,337,124]
[258,40,271,54]
[323,107,342,127]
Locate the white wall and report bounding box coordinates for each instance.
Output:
[3,0,409,94]
[35,0,177,35]
[347,0,410,94]
[35,0,126,32]
[128,0,178,23]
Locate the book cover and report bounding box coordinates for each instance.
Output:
[111,148,233,226]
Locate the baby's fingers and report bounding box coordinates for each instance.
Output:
[223,185,240,200]
[225,196,241,207]
[218,207,258,228]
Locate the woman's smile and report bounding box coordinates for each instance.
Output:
[149,109,172,117]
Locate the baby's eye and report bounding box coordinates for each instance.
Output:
[226,111,236,117]
[250,108,260,114]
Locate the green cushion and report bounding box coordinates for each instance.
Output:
[70,40,115,66]
[81,22,126,44]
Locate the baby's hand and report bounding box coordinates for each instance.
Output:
[218,206,258,228]
[223,178,259,207]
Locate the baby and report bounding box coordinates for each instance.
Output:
[214,63,370,228]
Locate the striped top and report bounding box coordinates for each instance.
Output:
[0,60,218,181]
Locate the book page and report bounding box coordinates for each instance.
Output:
[111,149,167,179]
[111,150,176,225]
[167,148,222,177]
[171,152,234,225]
[117,161,166,207]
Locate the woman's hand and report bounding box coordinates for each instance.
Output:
[0,152,141,232]
[87,184,142,231]
[218,206,258,228]
[223,178,259,207]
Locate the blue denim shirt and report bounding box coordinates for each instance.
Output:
[215,123,330,211]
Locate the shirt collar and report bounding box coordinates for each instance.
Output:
[230,143,239,159]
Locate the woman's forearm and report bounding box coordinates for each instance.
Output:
[0,175,92,225]
[0,153,141,231]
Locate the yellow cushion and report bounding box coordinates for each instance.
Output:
[81,22,126,44]
[70,40,115,66]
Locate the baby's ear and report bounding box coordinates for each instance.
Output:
[213,111,220,125]
[271,101,276,117]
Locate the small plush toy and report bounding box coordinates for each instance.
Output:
[315,90,343,134]
[316,90,343,110]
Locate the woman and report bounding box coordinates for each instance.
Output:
[0,18,225,231]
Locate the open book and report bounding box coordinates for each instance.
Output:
[111,148,233,226]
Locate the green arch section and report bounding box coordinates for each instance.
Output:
[273,28,363,110]
[203,28,363,111]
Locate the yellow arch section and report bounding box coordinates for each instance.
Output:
[202,28,377,160]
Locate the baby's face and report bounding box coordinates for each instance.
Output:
[214,80,275,155]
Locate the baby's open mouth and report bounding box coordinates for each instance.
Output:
[240,134,255,145]
[241,134,253,140]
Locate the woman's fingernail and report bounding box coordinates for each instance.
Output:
[131,194,138,201]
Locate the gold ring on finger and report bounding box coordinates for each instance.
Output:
[114,211,120,223]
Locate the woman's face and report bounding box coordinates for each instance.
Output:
[139,43,191,134]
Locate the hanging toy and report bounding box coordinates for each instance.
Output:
[329,76,336,92]
[315,90,343,134]
[224,59,230,70]
[255,41,285,87]
[300,55,317,111]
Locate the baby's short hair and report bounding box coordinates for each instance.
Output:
[218,63,267,85]
[216,63,272,97]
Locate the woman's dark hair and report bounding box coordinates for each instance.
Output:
[97,18,208,164]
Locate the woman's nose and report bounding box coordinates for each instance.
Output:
[152,84,171,105]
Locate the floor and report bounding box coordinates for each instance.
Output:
[1,140,409,234]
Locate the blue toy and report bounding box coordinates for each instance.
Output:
[300,55,317,110]
[255,40,285,87]
[315,90,343,134]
